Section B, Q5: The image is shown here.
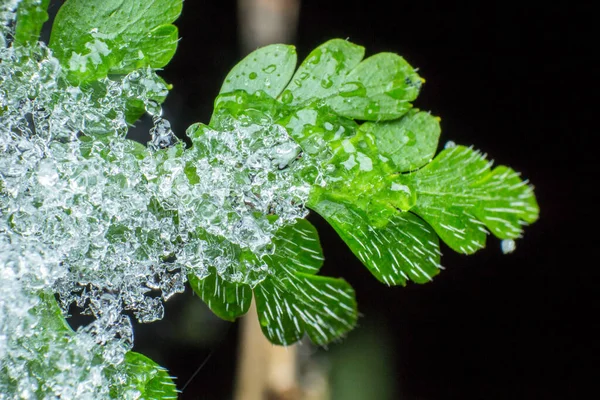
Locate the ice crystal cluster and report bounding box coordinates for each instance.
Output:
[0,4,313,398]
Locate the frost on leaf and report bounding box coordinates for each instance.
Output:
[189,219,358,345]
[49,0,183,82]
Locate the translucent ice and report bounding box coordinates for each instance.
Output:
[1,5,319,396]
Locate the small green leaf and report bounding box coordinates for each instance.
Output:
[111,24,179,74]
[117,352,178,399]
[49,0,182,83]
[282,39,365,106]
[14,0,50,46]
[360,109,441,172]
[310,198,441,285]
[265,218,324,275]
[325,53,422,121]
[403,145,540,254]
[219,44,297,98]
[36,292,74,334]
[188,269,252,321]
[254,273,357,346]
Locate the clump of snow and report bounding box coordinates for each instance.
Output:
[0,5,315,397]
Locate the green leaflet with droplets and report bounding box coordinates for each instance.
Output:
[254,220,357,345]
[324,52,423,121]
[115,352,179,399]
[398,145,540,254]
[50,0,183,83]
[219,44,297,98]
[188,269,253,321]
[263,219,325,276]
[362,109,441,172]
[282,39,365,107]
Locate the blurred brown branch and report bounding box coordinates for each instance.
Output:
[237,0,301,53]
[234,300,300,400]
[234,3,331,399]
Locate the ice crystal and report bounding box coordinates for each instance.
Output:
[1,5,314,397]
[0,0,19,47]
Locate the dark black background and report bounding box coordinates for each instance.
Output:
[47,1,596,399]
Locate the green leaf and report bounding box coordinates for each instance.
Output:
[49,0,182,83]
[264,218,325,275]
[281,39,365,106]
[324,53,422,121]
[14,0,50,46]
[360,109,441,172]
[402,145,540,254]
[117,352,178,399]
[188,269,252,321]
[112,24,179,74]
[36,292,74,334]
[218,44,297,98]
[309,198,441,285]
[254,273,357,346]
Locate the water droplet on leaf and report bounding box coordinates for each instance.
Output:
[501,239,516,254]
[262,64,276,73]
[366,101,380,116]
[404,130,416,146]
[280,90,293,104]
[444,141,456,149]
[339,81,366,98]
[308,49,322,64]
[320,76,333,89]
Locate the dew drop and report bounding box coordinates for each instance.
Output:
[249,72,258,80]
[149,117,177,150]
[501,239,516,254]
[339,81,366,98]
[127,71,140,81]
[308,49,322,64]
[144,99,162,116]
[404,130,416,146]
[444,140,457,149]
[280,90,294,104]
[320,76,333,89]
[262,64,276,73]
[366,101,380,116]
